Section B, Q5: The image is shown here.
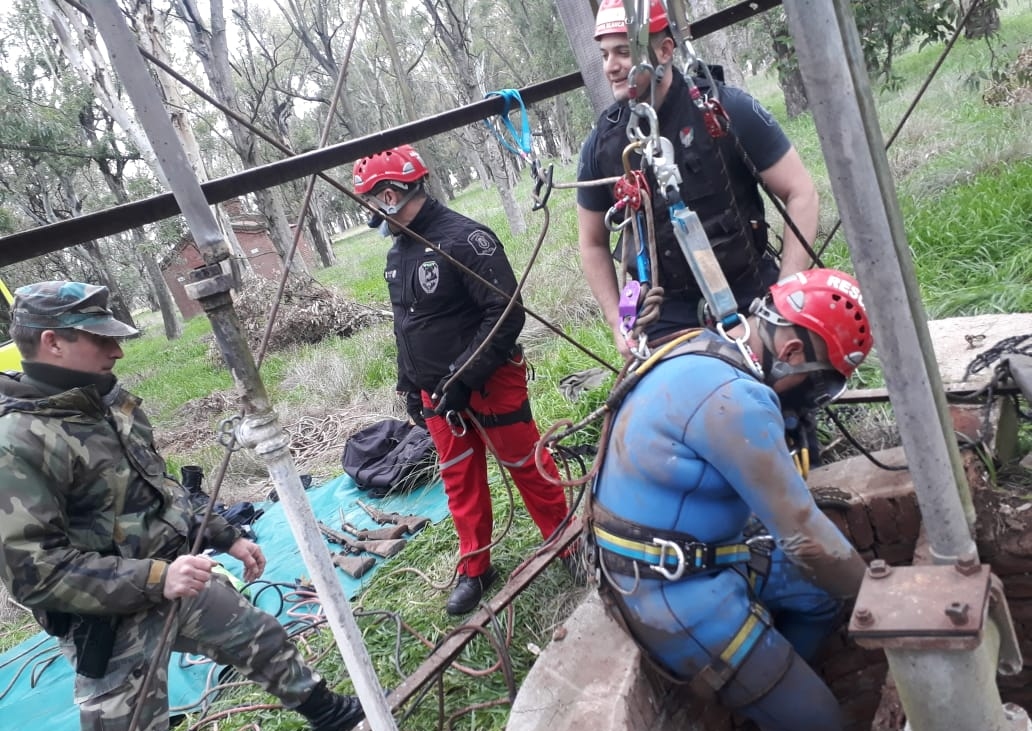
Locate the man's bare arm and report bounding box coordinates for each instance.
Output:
[578,204,631,357]
[760,146,819,278]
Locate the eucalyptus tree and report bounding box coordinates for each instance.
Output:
[749,0,954,117]
[1,0,138,325]
[174,0,310,276]
[270,0,370,138]
[420,0,527,235]
[128,0,253,279]
[484,0,590,162]
[83,105,182,338]
[232,0,369,266]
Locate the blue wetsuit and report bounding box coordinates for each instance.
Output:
[592,334,865,731]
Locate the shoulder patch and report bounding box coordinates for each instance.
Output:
[467,230,497,257]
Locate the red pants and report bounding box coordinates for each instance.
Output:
[422,358,568,577]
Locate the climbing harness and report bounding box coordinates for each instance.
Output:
[592,504,752,581]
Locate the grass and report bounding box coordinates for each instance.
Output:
[4,6,1032,729]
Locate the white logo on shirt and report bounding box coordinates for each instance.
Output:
[468,230,497,256]
[419,262,440,294]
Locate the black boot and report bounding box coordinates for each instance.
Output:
[180,465,204,492]
[295,680,364,731]
[446,566,497,615]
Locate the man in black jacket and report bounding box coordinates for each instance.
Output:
[354,145,571,615]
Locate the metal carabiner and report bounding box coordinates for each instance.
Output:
[717,317,765,380]
[626,101,661,150]
[445,410,468,437]
[629,332,651,361]
[530,160,554,211]
[650,537,686,581]
[604,203,633,232]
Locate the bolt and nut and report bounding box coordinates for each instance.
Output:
[868,559,891,579]
[854,607,875,626]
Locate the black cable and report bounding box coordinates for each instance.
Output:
[823,405,908,471]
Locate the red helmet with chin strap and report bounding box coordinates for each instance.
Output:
[353,144,429,195]
[766,268,872,379]
[594,0,669,40]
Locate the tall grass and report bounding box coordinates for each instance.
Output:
[9,6,1029,726]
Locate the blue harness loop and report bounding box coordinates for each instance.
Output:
[483,89,533,159]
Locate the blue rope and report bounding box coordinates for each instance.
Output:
[483,89,533,158]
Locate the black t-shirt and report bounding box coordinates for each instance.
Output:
[577,81,791,212]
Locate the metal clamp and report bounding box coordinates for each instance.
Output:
[650,537,686,581]
[218,415,244,451]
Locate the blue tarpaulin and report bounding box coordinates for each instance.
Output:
[0,473,449,729]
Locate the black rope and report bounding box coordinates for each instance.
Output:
[823,405,908,471]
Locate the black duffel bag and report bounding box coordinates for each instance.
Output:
[341,418,438,498]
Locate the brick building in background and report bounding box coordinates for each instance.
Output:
[161,198,318,319]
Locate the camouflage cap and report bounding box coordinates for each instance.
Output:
[12,281,139,337]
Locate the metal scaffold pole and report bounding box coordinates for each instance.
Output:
[783,1,1026,729]
[83,2,397,729]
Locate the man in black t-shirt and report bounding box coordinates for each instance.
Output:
[578,0,820,358]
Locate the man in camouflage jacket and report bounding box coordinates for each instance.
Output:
[0,281,363,731]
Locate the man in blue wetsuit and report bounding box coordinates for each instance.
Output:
[590,268,873,731]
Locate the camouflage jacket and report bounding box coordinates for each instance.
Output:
[0,372,240,627]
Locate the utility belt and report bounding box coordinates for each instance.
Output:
[421,343,532,428]
[421,398,531,427]
[592,503,752,581]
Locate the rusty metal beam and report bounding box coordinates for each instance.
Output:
[837,382,1020,404]
[354,521,583,729]
[0,73,583,267]
[1,1,780,269]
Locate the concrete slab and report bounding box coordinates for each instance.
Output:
[507,592,711,731]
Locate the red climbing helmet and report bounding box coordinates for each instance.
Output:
[594,0,669,40]
[766,268,873,379]
[353,145,429,195]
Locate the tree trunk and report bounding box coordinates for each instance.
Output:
[37,0,157,178]
[82,241,137,329]
[176,0,308,277]
[553,0,613,117]
[258,186,311,276]
[772,37,808,118]
[306,207,336,268]
[131,0,252,276]
[534,106,560,159]
[553,96,574,163]
[142,249,182,339]
[422,0,526,235]
[959,0,1000,39]
[686,0,748,89]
